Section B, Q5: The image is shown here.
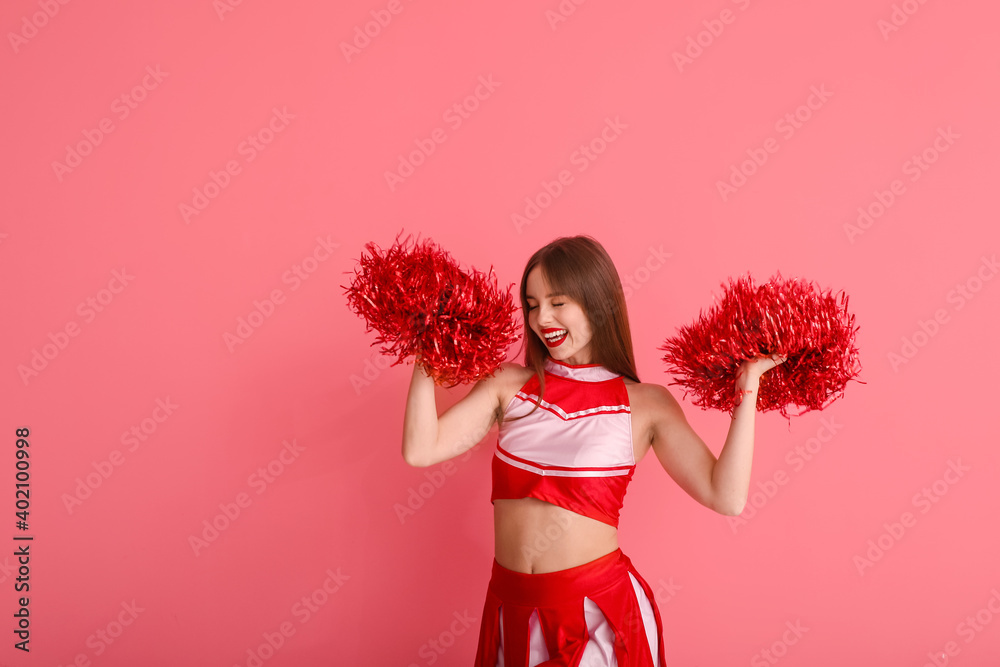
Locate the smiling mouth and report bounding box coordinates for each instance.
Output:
[543,329,567,346]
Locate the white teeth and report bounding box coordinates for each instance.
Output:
[544,329,567,339]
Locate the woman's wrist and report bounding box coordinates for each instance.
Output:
[414,355,433,381]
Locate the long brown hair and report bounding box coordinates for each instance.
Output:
[502,235,640,424]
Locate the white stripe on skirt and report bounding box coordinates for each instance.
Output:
[495,572,659,667]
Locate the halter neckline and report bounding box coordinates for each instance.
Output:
[543,356,622,382]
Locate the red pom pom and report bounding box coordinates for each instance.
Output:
[342,230,522,387]
[658,272,864,419]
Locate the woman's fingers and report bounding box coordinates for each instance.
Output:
[740,353,787,381]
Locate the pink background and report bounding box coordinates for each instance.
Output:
[2,0,999,665]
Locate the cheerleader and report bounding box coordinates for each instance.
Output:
[402,235,785,666]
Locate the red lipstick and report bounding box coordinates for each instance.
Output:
[541,327,567,348]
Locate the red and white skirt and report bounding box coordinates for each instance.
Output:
[473,548,666,667]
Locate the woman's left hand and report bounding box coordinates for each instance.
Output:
[735,353,788,392]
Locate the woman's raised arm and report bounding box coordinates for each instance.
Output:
[401,359,507,467]
[649,353,786,515]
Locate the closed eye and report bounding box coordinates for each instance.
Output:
[527,303,563,310]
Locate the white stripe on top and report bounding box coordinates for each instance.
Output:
[513,390,629,420]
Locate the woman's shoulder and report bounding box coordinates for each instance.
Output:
[495,362,535,387]
[490,362,534,409]
[623,379,680,411]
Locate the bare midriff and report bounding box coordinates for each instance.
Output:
[493,497,619,574]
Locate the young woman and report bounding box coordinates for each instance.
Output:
[402,235,785,666]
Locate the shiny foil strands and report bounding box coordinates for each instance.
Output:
[342,230,521,387]
[658,272,863,419]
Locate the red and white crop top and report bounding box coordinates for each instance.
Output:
[491,356,635,528]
